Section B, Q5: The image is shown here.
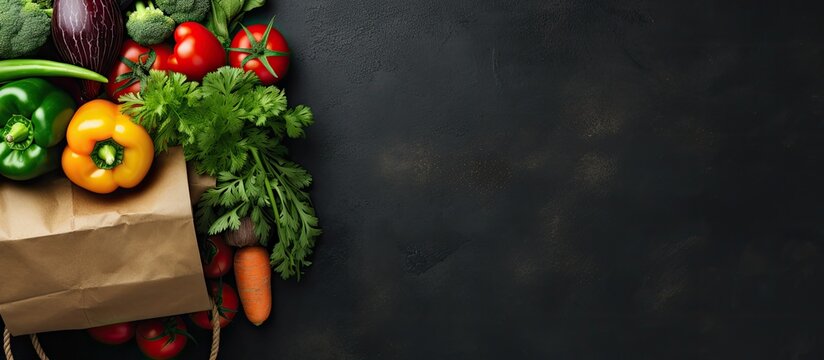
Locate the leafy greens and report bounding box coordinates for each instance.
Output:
[120,67,320,280]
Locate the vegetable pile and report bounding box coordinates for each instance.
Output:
[0,0,319,357]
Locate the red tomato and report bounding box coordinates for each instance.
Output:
[167,22,227,81]
[136,317,192,360]
[106,40,173,101]
[201,235,233,278]
[190,281,240,329]
[229,19,290,85]
[87,322,135,345]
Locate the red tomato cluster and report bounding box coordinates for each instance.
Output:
[107,20,291,102]
[86,317,192,359]
[197,236,240,330]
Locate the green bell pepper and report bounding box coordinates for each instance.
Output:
[0,78,76,180]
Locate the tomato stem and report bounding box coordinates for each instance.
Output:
[234,17,290,80]
[115,49,158,95]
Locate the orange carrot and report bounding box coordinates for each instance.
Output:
[234,246,272,326]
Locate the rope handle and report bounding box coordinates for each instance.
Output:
[3,300,221,360]
[209,299,220,360]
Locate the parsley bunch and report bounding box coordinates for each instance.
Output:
[120,67,320,280]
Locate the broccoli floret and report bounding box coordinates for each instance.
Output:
[0,0,51,59]
[155,0,210,24]
[126,1,175,46]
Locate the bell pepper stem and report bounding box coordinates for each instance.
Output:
[5,122,28,143]
[90,139,124,170]
[98,144,117,166]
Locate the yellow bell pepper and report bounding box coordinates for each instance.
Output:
[62,99,154,194]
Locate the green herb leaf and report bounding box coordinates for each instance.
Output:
[283,105,314,138]
[127,67,320,280]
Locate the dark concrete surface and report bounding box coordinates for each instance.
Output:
[14,0,824,358]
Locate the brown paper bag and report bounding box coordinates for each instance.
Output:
[0,147,211,335]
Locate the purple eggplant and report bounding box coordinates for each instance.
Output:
[52,0,123,102]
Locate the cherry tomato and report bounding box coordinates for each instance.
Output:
[106,39,173,101]
[190,281,239,329]
[136,317,192,360]
[87,322,135,345]
[201,235,233,278]
[167,22,227,81]
[229,18,290,85]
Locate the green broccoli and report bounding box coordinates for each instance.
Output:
[155,0,210,24]
[0,0,51,59]
[126,1,175,46]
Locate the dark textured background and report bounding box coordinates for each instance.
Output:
[12,0,824,358]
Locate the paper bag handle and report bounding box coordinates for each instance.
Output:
[2,328,48,360]
[2,300,222,360]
